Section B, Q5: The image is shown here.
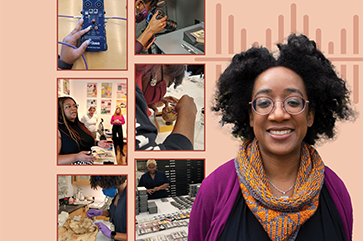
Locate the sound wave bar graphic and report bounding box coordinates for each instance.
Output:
[196,3,361,104]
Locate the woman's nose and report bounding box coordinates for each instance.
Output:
[268,102,291,122]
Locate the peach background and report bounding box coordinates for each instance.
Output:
[0,0,362,240]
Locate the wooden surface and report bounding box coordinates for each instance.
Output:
[69,206,89,218]
[115,143,127,165]
[72,176,91,186]
[58,0,127,70]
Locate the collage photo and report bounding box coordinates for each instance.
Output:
[1,0,360,240]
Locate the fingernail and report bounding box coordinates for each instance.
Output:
[87,38,92,44]
[87,25,92,29]
[81,16,84,20]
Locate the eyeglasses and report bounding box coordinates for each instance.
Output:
[249,96,309,115]
[64,104,79,109]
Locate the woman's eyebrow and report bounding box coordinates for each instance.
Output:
[254,88,303,97]
[284,88,303,96]
[254,89,272,97]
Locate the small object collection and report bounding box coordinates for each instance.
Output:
[136,230,188,241]
[136,210,191,237]
[188,184,201,198]
[170,196,194,210]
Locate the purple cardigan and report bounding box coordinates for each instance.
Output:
[188,159,353,241]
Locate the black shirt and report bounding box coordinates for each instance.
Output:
[59,121,94,154]
[138,170,170,199]
[218,184,346,241]
[109,186,127,233]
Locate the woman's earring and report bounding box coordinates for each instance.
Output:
[150,74,157,86]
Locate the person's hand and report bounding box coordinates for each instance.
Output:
[143,37,155,51]
[152,187,160,192]
[148,96,179,112]
[76,151,97,163]
[98,140,110,149]
[146,189,154,195]
[60,18,92,65]
[87,209,103,218]
[145,11,167,35]
[95,222,112,239]
[175,95,197,117]
[163,96,179,105]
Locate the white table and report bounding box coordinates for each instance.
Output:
[154,23,204,54]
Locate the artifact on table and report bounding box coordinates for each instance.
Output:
[162,105,177,125]
[58,216,98,241]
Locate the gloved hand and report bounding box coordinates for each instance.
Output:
[86,209,103,218]
[95,222,112,239]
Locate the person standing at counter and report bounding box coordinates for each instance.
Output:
[81,106,98,138]
[111,107,125,156]
[138,160,170,199]
[135,65,197,150]
[87,176,127,241]
[58,97,109,165]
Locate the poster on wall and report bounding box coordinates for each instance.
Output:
[116,99,126,108]
[101,83,112,98]
[101,99,112,114]
[87,99,97,113]
[58,79,61,97]
[87,83,97,98]
[63,79,70,95]
[116,83,126,98]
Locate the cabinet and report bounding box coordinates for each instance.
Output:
[72,176,91,186]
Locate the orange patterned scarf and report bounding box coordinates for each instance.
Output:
[235,139,324,241]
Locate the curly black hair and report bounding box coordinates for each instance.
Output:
[143,0,158,8]
[212,34,355,145]
[89,175,127,189]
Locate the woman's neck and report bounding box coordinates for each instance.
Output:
[261,150,300,182]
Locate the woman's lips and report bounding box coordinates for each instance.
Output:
[269,130,292,135]
[267,129,293,140]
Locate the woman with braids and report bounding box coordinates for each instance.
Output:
[58,97,109,165]
[188,34,355,241]
[135,65,197,150]
[87,176,127,241]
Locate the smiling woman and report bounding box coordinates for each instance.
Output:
[188,34,356,241]
[58,96,110,165]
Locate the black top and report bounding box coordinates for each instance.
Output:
[108,186,127,233]
[138,170,170,199]
[218,184,346,241]
[59,121,94,154]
